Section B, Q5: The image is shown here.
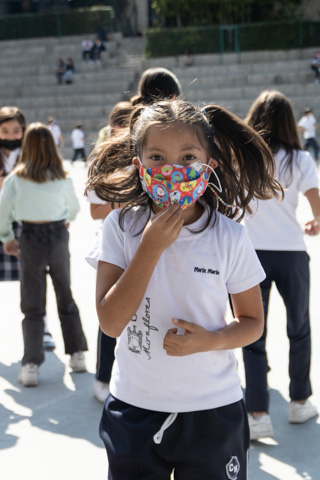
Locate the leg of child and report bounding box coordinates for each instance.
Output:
[47,221,88,371]
[19,224,47,385]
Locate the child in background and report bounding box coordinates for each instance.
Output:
[88,68,182,403]
[1,107,56,350]
[88,100,133,403]
[86,99,281,479]
[0,106,26,280]
[131,66,181,106]
[297,107,319,164]
[243,90,320,440]
[0,123,88,387]
[71,123,86,163]
[64,58,75,84]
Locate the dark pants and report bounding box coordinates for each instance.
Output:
[96,328,116,383]
[72,148,86,163]
[311,64,320,80]
[100,395,249,480]
[304,137,319,161]
[243,250,312,412]
[82,50,92,62]
[20,221,88,366]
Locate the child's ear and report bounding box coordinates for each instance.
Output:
[132,157,140,168]
[209,157,218,169]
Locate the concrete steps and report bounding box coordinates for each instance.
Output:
[2,33,320,157]
[144,46,320,120]
[0,33,145,158]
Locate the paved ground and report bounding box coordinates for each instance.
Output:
[1,161,319,480]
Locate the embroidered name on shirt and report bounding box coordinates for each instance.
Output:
[194,266,220,275]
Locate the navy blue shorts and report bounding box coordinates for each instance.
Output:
[100,394,249,480]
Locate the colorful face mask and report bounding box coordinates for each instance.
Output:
[138,160,209,210]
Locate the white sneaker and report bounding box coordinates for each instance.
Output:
[18,364,39,387]
[93,380,109,403]
[43,332,56,351]
[69,351,87,373]
[248,413,274,440]
[289,400,318,424]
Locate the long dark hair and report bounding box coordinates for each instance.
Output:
[87,99,281,230]
[245,90,301,182]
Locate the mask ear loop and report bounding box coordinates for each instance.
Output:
[206,160,239,209]
[206,162,222,192]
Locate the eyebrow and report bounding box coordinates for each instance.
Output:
[144,145,202,152]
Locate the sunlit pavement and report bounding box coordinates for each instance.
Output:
[1,161,319,480]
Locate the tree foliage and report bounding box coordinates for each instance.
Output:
[152,0,304,27]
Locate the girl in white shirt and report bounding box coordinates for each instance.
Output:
[86,99,281,479]
[243,90,320,440]
[0,122,88,387]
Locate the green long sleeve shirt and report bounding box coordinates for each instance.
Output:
[0,173,80,243]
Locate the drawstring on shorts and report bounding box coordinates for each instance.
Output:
[153,412,178,444]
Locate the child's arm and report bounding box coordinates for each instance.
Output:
[64,178,80,221]
[0,178,15,244]
[90,202,113,220]
[304,187,320,235]
[163,285,264,356]
[96,204,184,337]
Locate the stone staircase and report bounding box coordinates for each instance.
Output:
[145,47,320,122]
[0,34,145,159]
[1,35,320,159]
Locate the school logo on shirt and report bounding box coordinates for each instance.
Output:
[127,297,158,360]
[226,456,240,480]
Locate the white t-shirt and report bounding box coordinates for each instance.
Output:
[71,129,85,149]
[82,39,93,51]
[86,188,106,205]
[93,206,265,413]
[298,113,317,139]
[48,124,62,146]
[243,149,319,251]
[1,148,20,176]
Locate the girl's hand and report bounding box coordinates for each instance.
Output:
[3,239,20,258]
[141,204,184,254]
[305,218,320,236]
[163,318,213,356]
[0,171,4,189]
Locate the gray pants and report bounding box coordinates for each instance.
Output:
[20,221,87,366]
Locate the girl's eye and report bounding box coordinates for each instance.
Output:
[150,155,163,162]
[183,155,197,161]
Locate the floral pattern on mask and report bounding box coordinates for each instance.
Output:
[139,161,209,210]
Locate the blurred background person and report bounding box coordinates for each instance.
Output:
[71,123,86,163]
[298,107,319,164]
[0,122,88,387]
[47,117,64,148]
[243,90,320,441]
